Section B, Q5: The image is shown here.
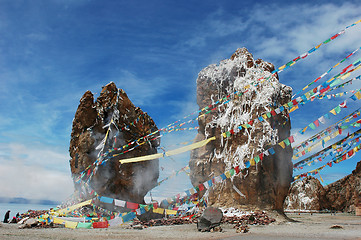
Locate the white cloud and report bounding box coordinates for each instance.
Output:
[0,142,73,202]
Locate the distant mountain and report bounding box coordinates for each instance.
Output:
[0,197,60,205]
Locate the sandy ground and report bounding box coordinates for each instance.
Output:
[0,213,360,240]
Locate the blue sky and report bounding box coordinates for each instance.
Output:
[0,0,360,202]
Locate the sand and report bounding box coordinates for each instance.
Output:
[0,213,360,240]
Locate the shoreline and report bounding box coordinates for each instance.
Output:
[1,213,360,240]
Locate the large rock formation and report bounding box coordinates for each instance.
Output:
[284,177,329,211]
[69,82,160,204]
[190,48,293,211]
[324,160,361,212]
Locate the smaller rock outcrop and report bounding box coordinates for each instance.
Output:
[325,160,361,212]
[285,160,361,212]
[284,176,329,211]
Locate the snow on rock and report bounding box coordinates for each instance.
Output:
[190,48,293,211]
[284,176,328,211]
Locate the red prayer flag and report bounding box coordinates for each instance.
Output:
[127,202,139,210]
[235,166,240,174]
[314,120,319,127]
[198,184,204,191]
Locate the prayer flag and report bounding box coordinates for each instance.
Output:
[165,209,177,215]
[314,120,319,127]
[330,109,337,115]
[99,196,114,204]
[318,116,326,124]
[354,91,361,100]
[153,208,164,214]
[269,148,275,155]
[309,123,316,130]
[279,141,286,148]
[127,202,139,210]
[122,212,136,222]
[245,160,250,168]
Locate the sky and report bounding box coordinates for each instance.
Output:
[0,0,361,203]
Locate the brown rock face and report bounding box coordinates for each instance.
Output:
[69,82,160,203]
[324,160,361,212]
[284,176,329,211]
[190,48,293,211]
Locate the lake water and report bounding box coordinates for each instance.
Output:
[0,202,57,221]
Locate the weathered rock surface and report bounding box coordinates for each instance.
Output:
[284,176,329,211]
[190,48,293,211]
[285,160,361,212]
[324,160,361,212]
[69,82,160,204]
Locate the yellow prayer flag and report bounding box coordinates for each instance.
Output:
[318,173,324,183]
[289,105,299,113]
[315,43,322,49]
[53,217,65,225]
[225,171,231,178]
[244,85,250,89]
[165,209,178,215]
[65,220,78,229]
[262,114,268,120]
[341,73,350,80]
[324,136,331,142]
[354,91,361,100]
[250,158,255,166]
[153,208,164,214]
[279,141,285,149]
[279,65,286,70]
[330,109,337,115]
[56,199,92,215]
